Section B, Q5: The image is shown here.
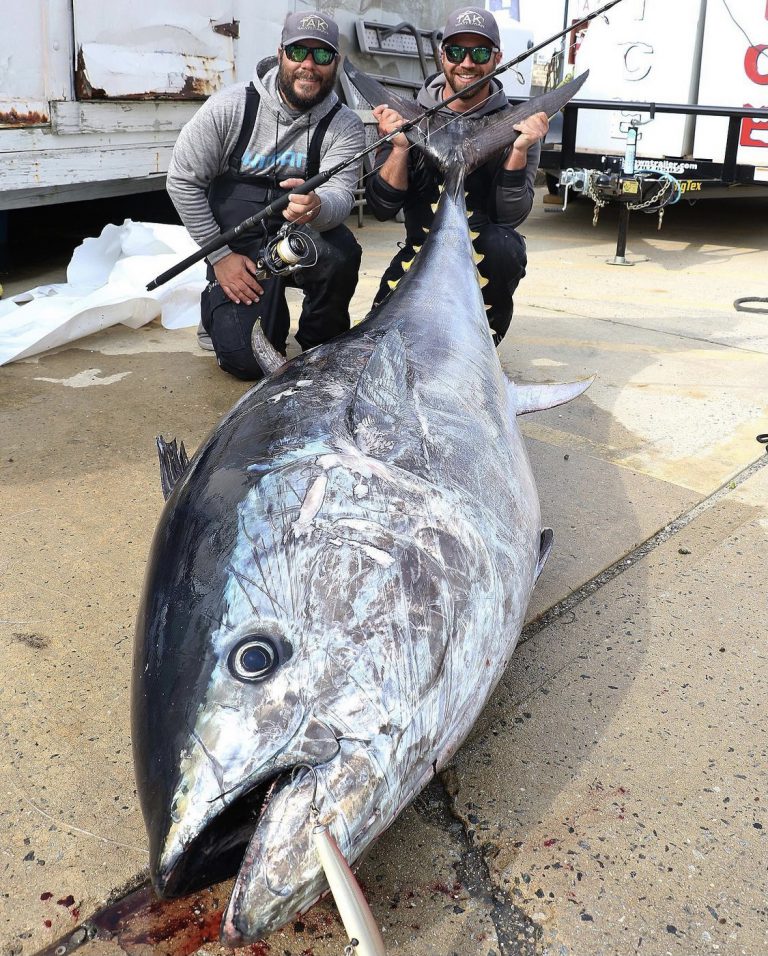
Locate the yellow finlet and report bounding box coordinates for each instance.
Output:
[470,230,480,241]
[473,252,485,266]
[387,279,398,290]
[431,203,439,213]
[478,276,489,288]
[401,259,414,271]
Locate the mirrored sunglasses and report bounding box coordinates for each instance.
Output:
[443,44,495,65]
[284,44,337,66]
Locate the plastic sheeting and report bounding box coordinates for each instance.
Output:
[0,220,207,366]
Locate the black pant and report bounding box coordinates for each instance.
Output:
[373,222,527,345]
[201,224,362,381]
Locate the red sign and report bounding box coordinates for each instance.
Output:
[740,9,768,147]
[745,44,768,84]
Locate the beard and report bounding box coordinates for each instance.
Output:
[444,66,491,101]
[278,57,338,110]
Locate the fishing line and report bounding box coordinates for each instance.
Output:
[719,0,756,48]
[147,0,624,290]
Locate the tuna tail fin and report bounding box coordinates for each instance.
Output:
[421,72,589,174]
[156,436,190,501]
[513,375,596,416]
[342,60,425,123]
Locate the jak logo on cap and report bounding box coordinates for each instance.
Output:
[281,11,340,53]
[441,6,501,48]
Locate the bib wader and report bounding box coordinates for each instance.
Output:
[201,84,362,380]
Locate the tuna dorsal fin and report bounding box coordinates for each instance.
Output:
[342,59,425,122]
[513,375,595,416]
[350,330,427,466]
[156,436,190,501]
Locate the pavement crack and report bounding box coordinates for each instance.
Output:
[417,773,543,955]
[522,451,768,645]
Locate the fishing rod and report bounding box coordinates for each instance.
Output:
[147,0,623,291]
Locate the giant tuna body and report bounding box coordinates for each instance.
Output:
[132,70,590,945]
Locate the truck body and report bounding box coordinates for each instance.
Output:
[0,0,458,211]
[539,0,768,201]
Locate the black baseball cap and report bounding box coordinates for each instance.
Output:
[441,7,501,47]
[281,11,340,54]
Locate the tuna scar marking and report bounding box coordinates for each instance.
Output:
[292,474,328,536]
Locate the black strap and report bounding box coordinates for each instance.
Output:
[230,82,260,169]
[306,101,342,178]
[230,85,342,180]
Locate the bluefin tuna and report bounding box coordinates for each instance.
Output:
[132,68,591,946]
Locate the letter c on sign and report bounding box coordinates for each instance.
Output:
[745,45,768,85]
[622,42,653,82]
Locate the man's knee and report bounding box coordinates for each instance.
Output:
[473,224,527,280]
[312,224,362,282]
[201,284,263,380]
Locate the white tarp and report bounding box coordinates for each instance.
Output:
[0,220,206,366]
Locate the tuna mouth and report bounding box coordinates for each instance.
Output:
[154,772,287,899]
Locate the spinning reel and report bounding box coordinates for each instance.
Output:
[252,224,319,281]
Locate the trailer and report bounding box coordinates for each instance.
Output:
[534,0,768,244]
[0,0,461,212]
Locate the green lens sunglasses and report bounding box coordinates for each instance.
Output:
[284,44,337,66]
[443,44,496,65]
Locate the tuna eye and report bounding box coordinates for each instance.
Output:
[229,638,278,682]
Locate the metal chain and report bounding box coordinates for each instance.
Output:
[582,171,607,226]
[344,941,359,955]
[627,177,673,212]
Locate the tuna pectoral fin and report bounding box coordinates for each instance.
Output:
[536,528,554,582]
[513,375,595,416]
[156,436,190,500]
[342,59,425,123]
[351,329,427,466]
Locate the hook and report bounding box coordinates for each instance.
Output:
[291,763,320,818]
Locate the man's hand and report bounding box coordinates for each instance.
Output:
[213,252,264,305]
[280,177,321,224]
[372,105,409,150]
[505,111,550,170]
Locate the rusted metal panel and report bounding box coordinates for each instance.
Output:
[0,106,50,128]
[212,19,239,38]
[72,1,237,99]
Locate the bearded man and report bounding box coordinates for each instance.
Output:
[167,12,364,379]
[366,6,549,347]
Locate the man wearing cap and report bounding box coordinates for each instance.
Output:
[167,12,364,379]
[365,6,549,346]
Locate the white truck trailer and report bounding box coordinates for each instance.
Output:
[0,1,458,211]
[538,0,768,205]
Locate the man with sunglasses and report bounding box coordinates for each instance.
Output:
[167,12,364,380]
[365,6,549,347]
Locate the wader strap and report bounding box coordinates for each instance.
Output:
[230,83,260,170]
[228,85,341,179]
[305,101,342,178]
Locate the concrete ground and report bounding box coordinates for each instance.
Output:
[1,190,767,956]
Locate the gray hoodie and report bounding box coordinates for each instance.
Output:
[167,58,364,264]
